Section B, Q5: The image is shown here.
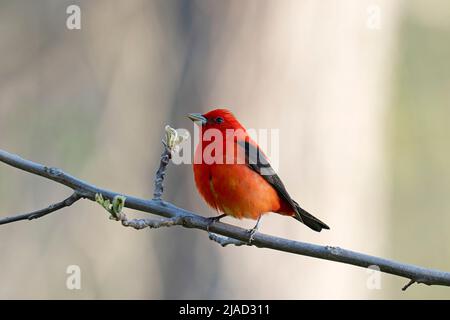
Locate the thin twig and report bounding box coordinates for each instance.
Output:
[402,279,416,291]
[1,148,450,290]
[0,192,81,225]
[153,143,171,200]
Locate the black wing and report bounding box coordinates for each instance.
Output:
[237,139,329,231]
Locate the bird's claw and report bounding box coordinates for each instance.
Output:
[247,227,258,244]
[206,216,223,232]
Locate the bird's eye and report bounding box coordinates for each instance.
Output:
[215,117,224,124]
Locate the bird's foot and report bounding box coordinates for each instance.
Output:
[206,213,226,232]
[246,215,263,244]
[246,227,258,244]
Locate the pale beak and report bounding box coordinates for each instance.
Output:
[187,113,207,125]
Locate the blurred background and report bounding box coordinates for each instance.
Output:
[0,0,449,299]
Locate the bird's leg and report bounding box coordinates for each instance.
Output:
[206,213,227,232]
[247,215,263,243]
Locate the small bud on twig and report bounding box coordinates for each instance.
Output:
[95,193,126,220]
[164,125,189,153]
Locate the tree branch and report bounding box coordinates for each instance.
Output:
[152,142,171,201]
[208,233,249,247]
[121,215,183,230]
[0,192,81,225]
[1,148,450,290]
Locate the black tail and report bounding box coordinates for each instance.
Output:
[292,201,330,232]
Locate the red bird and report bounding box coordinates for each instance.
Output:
[188,109,329,237]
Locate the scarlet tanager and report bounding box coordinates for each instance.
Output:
[188,109,329,236]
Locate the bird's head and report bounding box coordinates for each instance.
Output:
[187,108,244,132]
